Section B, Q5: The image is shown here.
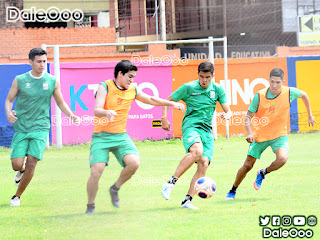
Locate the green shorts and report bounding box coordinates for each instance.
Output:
[10,131,48,160]
[247,135,289,159]
[182,127,214,162]
[89,132,139,167]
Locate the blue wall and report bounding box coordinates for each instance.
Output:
[0,64,53,147]
[287,57,299,132]
[0,64,31,147]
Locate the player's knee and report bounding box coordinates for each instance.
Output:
[12,162,22,171]
[277,156,288,165]
[124,155,140,170]
[91,167,103,179]
[198,158,209,169]
[242,156,256,172]
[129,158,140,170]
[11,158,25,171]
[243,161,254,172]
[190,149,203,160]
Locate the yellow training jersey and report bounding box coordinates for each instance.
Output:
[253,86,290,142]
[93,79,137,133]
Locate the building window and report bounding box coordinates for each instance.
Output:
[118,0,131,19]
[146,0,156,16]
[75,16,92,28]
[241,0,275,4]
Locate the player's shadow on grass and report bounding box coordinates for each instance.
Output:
[117,206,200,215]
[0,204,10,209]
[216,197,271,204]
[131,207,180,212]
[44,207,179,218]
[44,211,120,219]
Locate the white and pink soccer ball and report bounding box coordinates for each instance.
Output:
[195,176,216,199]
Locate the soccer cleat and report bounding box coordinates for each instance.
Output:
[85,203,95,215]
[180,200,199,210]
[10,196,20,207]
[161,182,174,200]
[109,186,120,208]
[254,169,265,190]
[15,170,25,186]
[225,191,236,200]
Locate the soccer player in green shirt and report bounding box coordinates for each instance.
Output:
[161,61,232,209]
[5,48,80,207]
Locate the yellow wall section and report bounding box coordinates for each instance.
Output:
[23,0,109,12]
[296,60,320,132]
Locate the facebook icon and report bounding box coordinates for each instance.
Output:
[272,216,281,226]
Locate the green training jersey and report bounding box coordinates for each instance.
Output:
[172,80,227,132]
[14,71,56,132]
[248,87,302,113]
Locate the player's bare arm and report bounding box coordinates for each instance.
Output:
[5,78,19,124]
[300,91,316,127]
[220,103,233,120]
[136,90,185,112]
[93,84,117,122]
[245,110,255,143]
[161,95,175,131]
[53,79,80,125]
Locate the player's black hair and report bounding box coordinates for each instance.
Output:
[269,68,284,80]
[29,48,47,61]
[198,61,214,74]
[114,60,138,78]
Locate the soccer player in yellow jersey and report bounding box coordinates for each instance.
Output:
[225,68,316,200]
[85,60,185,214]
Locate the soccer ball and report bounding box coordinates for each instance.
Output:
[195,176,216,199]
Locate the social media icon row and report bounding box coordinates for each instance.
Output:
[259,215,317,227]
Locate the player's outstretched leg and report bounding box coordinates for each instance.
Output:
[254,148,288,190]
[162,143,204,200]
[161,176,178,200]
[226,155,256,199]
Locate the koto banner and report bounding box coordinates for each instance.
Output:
[50,62,173,145]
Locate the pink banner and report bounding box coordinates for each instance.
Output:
[50,62,173,145]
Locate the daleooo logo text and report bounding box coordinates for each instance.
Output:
[263,228,313,238]
[6,6,84,22]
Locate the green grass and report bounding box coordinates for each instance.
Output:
[0,132,319,240]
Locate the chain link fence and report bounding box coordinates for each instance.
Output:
[112,0,320,58]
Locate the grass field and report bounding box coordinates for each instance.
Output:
[0,132,319,240]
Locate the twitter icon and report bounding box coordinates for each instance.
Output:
[260,216,270,226]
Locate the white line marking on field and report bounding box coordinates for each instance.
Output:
[146,158,320,164]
